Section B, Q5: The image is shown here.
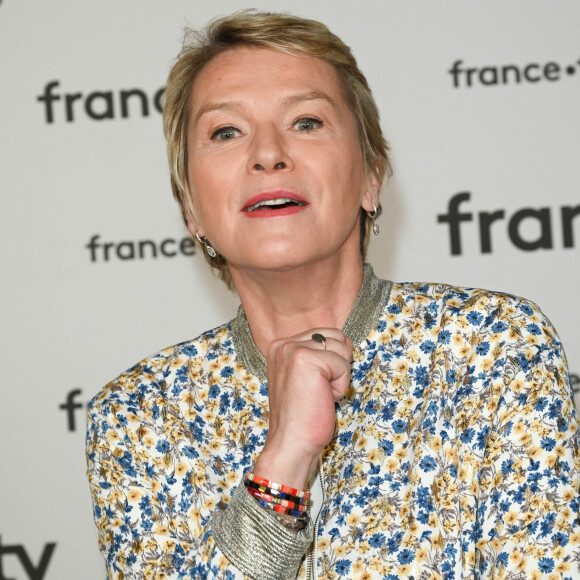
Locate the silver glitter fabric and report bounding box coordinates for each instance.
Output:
[210,484,313,580]
[231,264,393,384]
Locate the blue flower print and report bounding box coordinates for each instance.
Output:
[419,456,436,472]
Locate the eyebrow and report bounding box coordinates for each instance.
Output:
[192,91,336,125]
[280,90,336,108]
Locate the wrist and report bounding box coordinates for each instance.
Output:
[242,471,311,533]
[253,447,318,490]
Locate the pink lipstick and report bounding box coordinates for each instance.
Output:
[242,191,308,218]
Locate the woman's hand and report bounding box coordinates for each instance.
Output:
[253,329,353,489]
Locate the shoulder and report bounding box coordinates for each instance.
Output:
[387,280,565,361]
[88,321,233,416]
[390,280,549,325]
[390,280,528,310]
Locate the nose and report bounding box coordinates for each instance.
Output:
[247,125,294,173]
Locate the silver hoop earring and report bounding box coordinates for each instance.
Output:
[367,203,380,235]
[196,233,217,258]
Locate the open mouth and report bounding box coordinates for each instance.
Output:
[244,198,308,212]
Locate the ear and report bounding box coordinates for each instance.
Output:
[186,214,205,240]
[361,169,381,213]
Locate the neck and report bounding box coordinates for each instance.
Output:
[230,254,365,356]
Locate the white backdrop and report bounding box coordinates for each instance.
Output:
[0,1,578,578]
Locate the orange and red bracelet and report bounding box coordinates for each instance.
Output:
[244,471,310,499]
[246,486,308,512]
[244,471,310,522]
[244,479,309,507]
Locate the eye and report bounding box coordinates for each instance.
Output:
[210,126,241,141]
[293,116,324,132]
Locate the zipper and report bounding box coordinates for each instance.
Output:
[306,457,325,580]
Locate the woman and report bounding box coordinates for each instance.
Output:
[87,11,580,580]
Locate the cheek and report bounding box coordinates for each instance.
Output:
[327,147,367,204]
[187,158,221,216]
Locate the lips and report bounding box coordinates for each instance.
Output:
[242,191,308,217]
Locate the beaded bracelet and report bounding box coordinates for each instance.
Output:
[244,471,310,531]
[246,487,307,512]
[244,479,310,508]
[246,486,308,512]
[245,471,311,500]
[250,493,308,518]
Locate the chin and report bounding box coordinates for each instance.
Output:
[229,247,313,273]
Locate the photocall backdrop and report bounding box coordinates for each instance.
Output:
[0,1,578,577]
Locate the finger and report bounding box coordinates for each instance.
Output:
[316,350,351,399]
[291,327,349,344]
[268,328,352,361]
[308,335,352,361]
[291,343,351,394]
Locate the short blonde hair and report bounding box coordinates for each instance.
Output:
[163,10,391,289]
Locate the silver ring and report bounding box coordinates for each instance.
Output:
[311,333,326,350]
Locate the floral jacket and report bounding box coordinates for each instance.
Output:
[87,267,580,579]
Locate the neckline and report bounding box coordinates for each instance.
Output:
[230,264,392,384]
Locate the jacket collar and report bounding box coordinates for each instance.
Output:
[231,264,392,384]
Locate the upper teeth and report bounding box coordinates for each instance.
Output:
[246,198,302,211]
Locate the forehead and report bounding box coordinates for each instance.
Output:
[189,46,349,113]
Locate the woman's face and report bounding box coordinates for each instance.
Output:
[186,46,377,274]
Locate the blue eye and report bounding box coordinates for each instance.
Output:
[211,126,241,140]
[293,117,323,131]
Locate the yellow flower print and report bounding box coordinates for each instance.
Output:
[208,440,221,451]
[504,511,519,526]
[396,361,409,373]
[356,541,370,554]
[127,489,143,503]
[411,330,423,343]
[174,462,188,478]
[407,350,420,363]
[392,375,403,388]
[153,524,169,535]
[556,562,571,573]
[318,537,330,551]
[393,433,406,445]
[169,356,186,369]
[458,345,470,358]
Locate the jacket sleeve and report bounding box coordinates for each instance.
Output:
[475,303,580,577]
[86,398,312,580]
